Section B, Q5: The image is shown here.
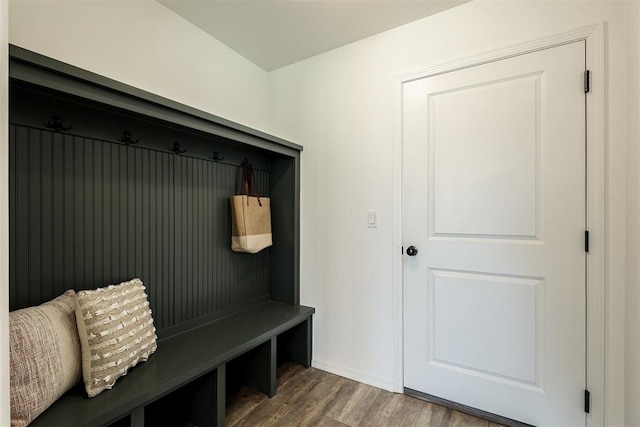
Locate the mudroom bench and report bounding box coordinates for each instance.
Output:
[31,301,314,427]
[9,46,312,427]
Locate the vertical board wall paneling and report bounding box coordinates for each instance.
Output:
[13,125,28,306]
[28,128,42,304]
[50,132,63,299]
[9,124,270,333]
[8,125,15,307]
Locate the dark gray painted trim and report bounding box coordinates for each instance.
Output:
[268,157,296,304]
[215,364,226,427]
[9,45,302,155]
[404,388,535,427]
[293,154,301,304]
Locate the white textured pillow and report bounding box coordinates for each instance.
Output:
[75,278,157,398]
[10,290,82,427]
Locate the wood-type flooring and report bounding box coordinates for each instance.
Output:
[226,363,506,427]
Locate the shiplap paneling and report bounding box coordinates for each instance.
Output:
[9,124,270,333]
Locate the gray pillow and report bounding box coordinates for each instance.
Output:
[10,290,82,427]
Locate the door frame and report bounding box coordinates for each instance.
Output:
[392,23,606,425]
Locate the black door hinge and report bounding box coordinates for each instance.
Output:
[584,70,591,93]
[585,389,591,413]
[585,230,590,253]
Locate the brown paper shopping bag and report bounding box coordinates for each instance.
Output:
[230,161,272,253]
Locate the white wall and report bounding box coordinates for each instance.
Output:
[268,1,637,425]
[1,0,10,424]
[625,2,640,425]
[8,0,271,133]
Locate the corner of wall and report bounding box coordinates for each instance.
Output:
[265,70,278,138]
[1,0,10,424]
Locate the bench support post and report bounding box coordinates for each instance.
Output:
[216,364,226,427]
[130,407,144,427]
[244,337,277,398]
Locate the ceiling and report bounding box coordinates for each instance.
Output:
[157,0,470,71]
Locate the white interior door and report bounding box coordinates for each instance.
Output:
[402,41,586,426]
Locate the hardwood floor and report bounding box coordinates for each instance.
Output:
[226,363,505,427]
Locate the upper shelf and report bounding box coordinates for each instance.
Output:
[9,45,302,157]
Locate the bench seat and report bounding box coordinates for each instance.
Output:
[30,301,315,427]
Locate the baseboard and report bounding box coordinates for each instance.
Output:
[312,359,395,392]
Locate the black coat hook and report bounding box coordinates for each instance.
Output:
[45,116,72,133]
[172,143,186,155]
[119,131,139,145]
[211,151,224,162]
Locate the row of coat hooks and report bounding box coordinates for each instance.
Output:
[45,116,72,133]
[171,142,225,163]
[122,131,233,164]
[43,116,234,164]
[118,131,226,162]
[115,129,227,163]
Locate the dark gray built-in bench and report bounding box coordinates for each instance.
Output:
[31,302,313,427]
[9,45,312,427]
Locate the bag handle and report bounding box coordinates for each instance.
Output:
[241,160,262,207]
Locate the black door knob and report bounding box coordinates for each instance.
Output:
[406,246,418,256]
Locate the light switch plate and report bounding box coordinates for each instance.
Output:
[368,210,378,228]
